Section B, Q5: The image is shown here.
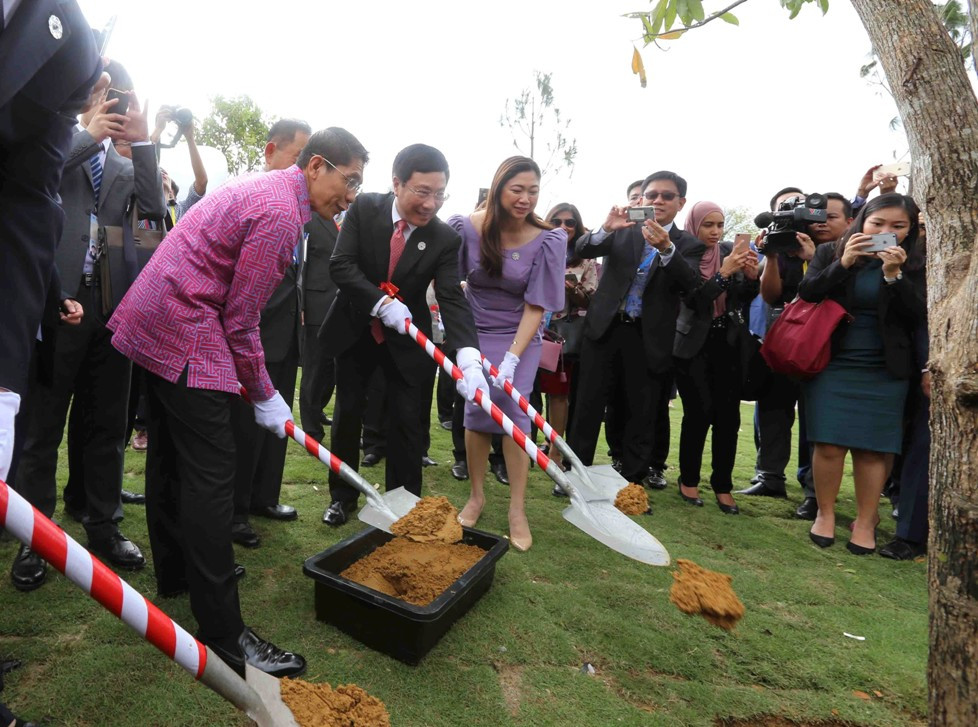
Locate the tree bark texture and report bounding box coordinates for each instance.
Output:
[849,1,978,724]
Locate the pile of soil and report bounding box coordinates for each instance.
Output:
[340,538,485,606]
[615,483,650,515]
[669,558,745,630]
[281,679,390,727]
[391,496,462,543]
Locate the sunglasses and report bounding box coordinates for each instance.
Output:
[644,191,679,201]
[550,218,577,228]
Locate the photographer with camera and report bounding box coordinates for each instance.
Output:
[151,106,208,229]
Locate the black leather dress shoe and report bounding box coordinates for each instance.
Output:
[439,419,453,431]
[735,482,788,498]
[879,537,926,561]
[231,522,261,548]
[11,544,47,591]
[611,458,623,474]
[250,504,297,521]
[641,467,668,490]
[235,563,246,580]
[322,415,332,426]
[795,496,818,520]
[323,500,356,527]
[451,460,469,480]
[239,627,306,678]
[491,460,509,486]
[120,489,146,505]
[88,532,146,570]
[421,455,438,467]
[361,452,382,467]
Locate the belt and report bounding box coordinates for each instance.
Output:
[81,272,96,288]
[615,311,639,324]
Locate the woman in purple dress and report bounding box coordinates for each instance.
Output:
[449,157,565,551]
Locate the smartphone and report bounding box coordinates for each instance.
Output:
[627,206,656,222]
[565,272,579,283]
[106,88,129,116]
[864,232,898,253]
[875,162,910,179]
[733,233,751,253]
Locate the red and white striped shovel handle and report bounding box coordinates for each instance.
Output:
[479,356,563,449]
[0,478,206,679]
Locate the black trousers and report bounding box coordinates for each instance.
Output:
[674,326,741,494]
[329,333,426,504]
[361,369,388,458]
[569,318,669,482]
[230,342,299,521]
[13,283,129,541]
[144,369,244,656]
[896,393,930,544]
[298,323,335,443]
[436,356,456,423]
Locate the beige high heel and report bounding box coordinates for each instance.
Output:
[508,512,532,552]
[457,500,484,528]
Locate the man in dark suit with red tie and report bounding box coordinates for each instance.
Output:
[320,144,488,526]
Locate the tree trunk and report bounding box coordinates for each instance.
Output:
[848,1,978,723]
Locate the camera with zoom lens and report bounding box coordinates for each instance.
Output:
[755,193,827,255]
[157,105,194,148]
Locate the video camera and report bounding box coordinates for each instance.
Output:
[754,193,827,254]
[157,105,194,148]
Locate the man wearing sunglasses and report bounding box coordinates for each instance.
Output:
[319,143,486,527]
[568,170,701,492]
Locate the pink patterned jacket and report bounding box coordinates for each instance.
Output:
[108,165,311,401]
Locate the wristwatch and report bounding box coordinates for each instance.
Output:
[883,271,904,284]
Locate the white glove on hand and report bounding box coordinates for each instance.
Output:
[454,347,490,403]
[0,390,22,481]
[491,351,520,391]
[253,391,293,438]
[377,298,412,334]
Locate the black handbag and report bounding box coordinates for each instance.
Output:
[98,203,166,315]
[725,309,770,401]
[551,314,586,357]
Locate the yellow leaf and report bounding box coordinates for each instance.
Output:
[660,30,685,40]
[631,47,647,88]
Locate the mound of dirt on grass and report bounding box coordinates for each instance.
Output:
[615,483,650,515]
[340,538,485,606]
[391,496,462,543]
[670,559,745,630]
[281,679,390,726]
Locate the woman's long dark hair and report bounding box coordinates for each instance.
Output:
[836,193,921,264]
[545,202,586,265]
[480,156,549,277]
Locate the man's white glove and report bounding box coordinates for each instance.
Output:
[491,351,520,391]
[0,391,22,481]
[455,347,490,403]
[253,391,293,438]
[377,298,412,334]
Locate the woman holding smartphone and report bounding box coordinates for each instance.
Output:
[672,202,757,513]
[798,193,925,554]
[449,157,565,551]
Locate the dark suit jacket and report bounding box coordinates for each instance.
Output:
[576,222,701,373]
[259,244,302,364]
[674,240,759,360]
[321,192,478,375]
[57,129,165,300]
[302,213,339,328]
[798,242,926,379]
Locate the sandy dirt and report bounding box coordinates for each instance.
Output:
[281,679,390,726]
[391,496,463,543]
[669,558,745,630]
[614,483,651,515]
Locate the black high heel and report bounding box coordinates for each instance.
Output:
[846,540,876,555]
[678,480,704,507]
[716,499,740,515]
[809,531,835,548]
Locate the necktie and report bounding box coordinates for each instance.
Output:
[90,153,103,209]
[623,243,659,320]
[371,220,409,343]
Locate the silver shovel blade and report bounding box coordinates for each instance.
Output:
[246,664,300,727]
[564,463,629,501]
[562,501,670,566]
[357,486,421,533]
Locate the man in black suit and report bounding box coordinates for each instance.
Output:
[11,61,165,591]
[568,171,701,489]
[230,119,311,548]
[320,143,487,526]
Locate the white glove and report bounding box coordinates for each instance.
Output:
[253,391,293,438]
[491,351,520,391]
[0,391,22,481]
[377,298,412,334]
[455,347,490,403]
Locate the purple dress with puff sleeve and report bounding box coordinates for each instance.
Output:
[449,214,566,434]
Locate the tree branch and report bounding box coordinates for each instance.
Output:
[642,0,753,38]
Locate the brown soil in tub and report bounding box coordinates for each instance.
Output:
[390,495,462,544]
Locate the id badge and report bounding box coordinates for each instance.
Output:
[89,214,99,260]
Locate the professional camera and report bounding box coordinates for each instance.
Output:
[157,105,194,148]
[754,193,827,254]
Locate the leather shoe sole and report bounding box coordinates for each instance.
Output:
[735,482,788,498]
[11,545,47,592]
[250,504,297,521]
[231,523,261,548]
[239,627,306,678]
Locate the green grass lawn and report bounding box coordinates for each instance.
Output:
[0,390,927,727]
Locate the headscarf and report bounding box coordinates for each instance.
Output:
[684,201,727,319]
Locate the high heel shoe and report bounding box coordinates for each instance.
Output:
[808,531,835,548]
[678,481,704,507]
[457,500,484,528]
[846,541,876,555]
[508,513,532,552]
[716,498,740,515]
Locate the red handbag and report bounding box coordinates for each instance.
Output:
[759,298,852,379]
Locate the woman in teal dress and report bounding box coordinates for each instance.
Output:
[799,194,925,555]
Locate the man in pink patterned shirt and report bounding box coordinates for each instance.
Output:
[108,127,368,678]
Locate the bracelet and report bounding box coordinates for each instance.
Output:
[883,271,903,284]
[713,272,732,290]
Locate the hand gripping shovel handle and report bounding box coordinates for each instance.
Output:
[0,479,280,725]
[238,387,395,520]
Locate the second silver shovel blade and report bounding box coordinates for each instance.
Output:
[562,501,670,566]
[357,486,421,533]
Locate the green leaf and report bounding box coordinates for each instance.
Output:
[719,11,739,25]
[664,0,677,30]
[676,0,690,26]
[642,14,656,39]
[651,0,668,36]
[818,0,830,13]
[688,0,705,22]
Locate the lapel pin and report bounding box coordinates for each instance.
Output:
[511,251,520,261]
[417,242,426,251]
[49,15,64,39]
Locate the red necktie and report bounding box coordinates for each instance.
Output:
[371,219,409,343]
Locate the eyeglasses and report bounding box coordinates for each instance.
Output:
[405,185,450,203]
[316,155,362,193]
[644,191,679,201]
[550,218,576,228]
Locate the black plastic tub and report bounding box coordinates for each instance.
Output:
[303,526,509,665]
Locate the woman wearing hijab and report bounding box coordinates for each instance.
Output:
[673,202,758,514]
